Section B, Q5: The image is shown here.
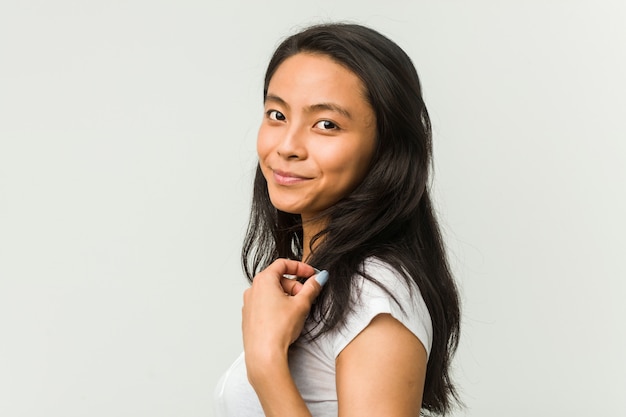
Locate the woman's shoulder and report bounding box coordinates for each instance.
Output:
[332,257,434,356]
[357,257,418,299]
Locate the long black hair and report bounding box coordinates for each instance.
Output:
[242,23,461,415]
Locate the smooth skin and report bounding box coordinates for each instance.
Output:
[243,53,428,416]
[257,52,377,257]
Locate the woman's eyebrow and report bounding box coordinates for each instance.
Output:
[306,103,352,120]
[265,94,352,120]
[265,94,289,109]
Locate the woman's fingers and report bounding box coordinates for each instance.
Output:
[242,260,330,359]
[296,270,328,303]
[280,277,303,296]
[266,258,316,280]
[260,258,315,296]
[280,269,329,297]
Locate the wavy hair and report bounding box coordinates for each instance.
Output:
[242,23,461,415]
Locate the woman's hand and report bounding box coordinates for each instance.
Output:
[241,259,327,417]
[242,259,326,365]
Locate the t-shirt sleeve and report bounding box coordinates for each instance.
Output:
[330,259,433,359]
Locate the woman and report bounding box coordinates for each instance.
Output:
[215,23,461,416]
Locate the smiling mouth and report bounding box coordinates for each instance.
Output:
[272,170,311,185]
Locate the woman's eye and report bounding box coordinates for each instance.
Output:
[267,110,285,121]
[315,120,338,130]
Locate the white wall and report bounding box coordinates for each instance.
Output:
[1,1,624,416]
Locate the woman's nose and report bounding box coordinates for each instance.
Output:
[276,125,307,160]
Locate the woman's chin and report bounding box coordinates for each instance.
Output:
[269,199,303,215]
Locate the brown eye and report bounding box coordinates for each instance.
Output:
[315,120,338,130]
[267,110,286,121]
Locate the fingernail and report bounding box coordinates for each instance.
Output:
[315,270,329,287]
[313,267,321,274]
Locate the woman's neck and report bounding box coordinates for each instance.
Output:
[301,216,326,263]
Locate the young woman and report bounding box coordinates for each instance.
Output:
[215,23,461,416]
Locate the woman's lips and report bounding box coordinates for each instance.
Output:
[272,169,311,185]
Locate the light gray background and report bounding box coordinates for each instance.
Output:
[1,1,625,416]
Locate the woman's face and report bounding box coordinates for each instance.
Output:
[257,53,377,220]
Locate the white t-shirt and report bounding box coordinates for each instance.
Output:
[214,258,433,417]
